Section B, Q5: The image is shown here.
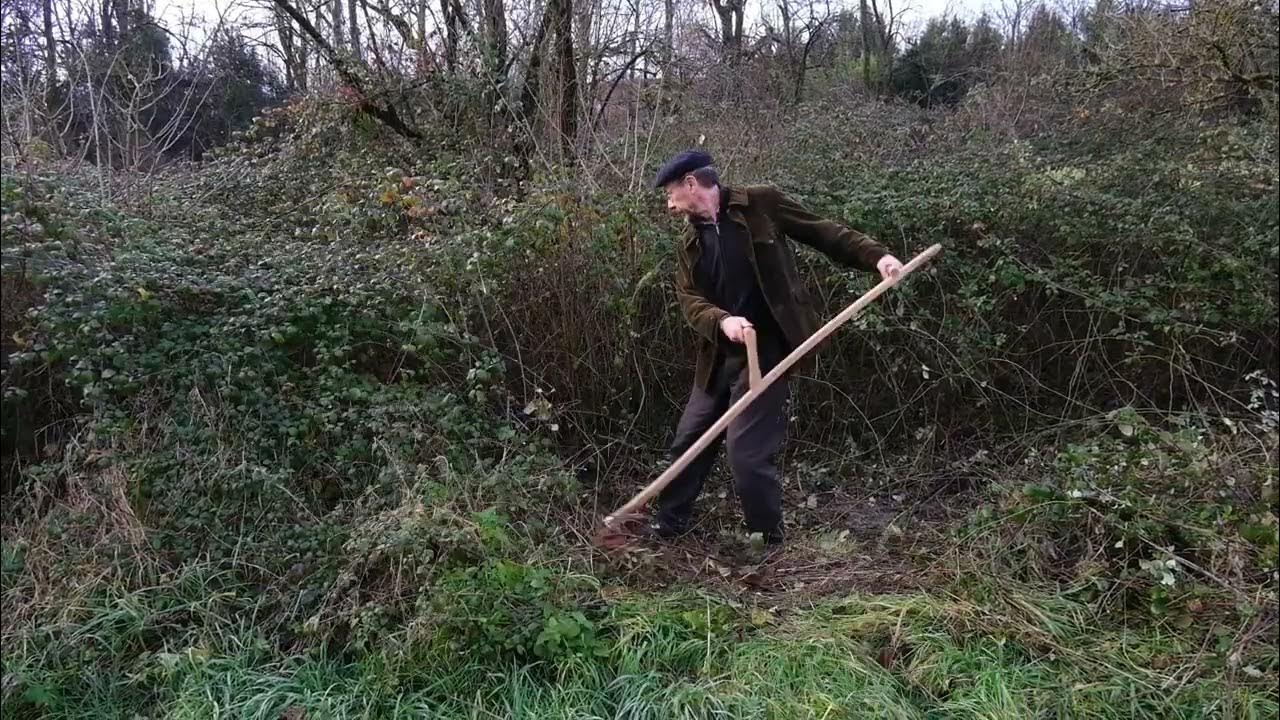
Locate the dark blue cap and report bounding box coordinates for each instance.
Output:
[651,149,713,189]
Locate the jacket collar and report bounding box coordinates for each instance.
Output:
[683,185,749,248]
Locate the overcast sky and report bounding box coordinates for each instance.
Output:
[158,0,998,42]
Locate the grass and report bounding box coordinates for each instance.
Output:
[1,446,1275,720]
[3,554,1276,720]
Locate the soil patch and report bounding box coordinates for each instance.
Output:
[588,461,983,605]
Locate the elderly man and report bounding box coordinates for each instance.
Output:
[650,149,904,548]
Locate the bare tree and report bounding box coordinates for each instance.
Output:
[997,0,1030,46]
[710,0,745,60]
[348,0,361,59]
[1078,0,1277,111]
[41,0,55,100]
[271,0,421,138]
[769,0,835,102]
[862,0,908,90]
[482,0,507,85]
[442,0,462,72]
[860,0,872,87]
[332,0,344,49]
[274,2,308,90]
[415,0,427,71]
[520,0,553,122]
[663,0,673,75]
[553,0,577,148]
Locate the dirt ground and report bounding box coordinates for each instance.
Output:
[588,459,983,605]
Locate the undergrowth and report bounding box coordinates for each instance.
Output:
[1,92,1277,718]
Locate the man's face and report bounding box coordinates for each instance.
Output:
[663,175,703,219]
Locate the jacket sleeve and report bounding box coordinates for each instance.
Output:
[675,243,729,342]
[767,186,889,272]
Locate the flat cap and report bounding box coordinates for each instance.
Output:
[651,149,713,189]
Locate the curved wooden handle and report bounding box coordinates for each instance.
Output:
[603,243,943,528]
[742,326,762,391]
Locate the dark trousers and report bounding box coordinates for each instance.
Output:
[655,335,789,538]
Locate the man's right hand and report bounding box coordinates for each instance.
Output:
[720,316,753,343]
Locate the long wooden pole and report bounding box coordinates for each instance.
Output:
[603,243,942,528]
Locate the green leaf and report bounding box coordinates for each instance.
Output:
[22,683,59,707]
[1023,484,1056,501]
[1240,524,1278,547]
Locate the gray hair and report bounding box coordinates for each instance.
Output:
[689,166,720,188]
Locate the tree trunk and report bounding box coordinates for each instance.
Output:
[480,0,508,122]
[630,0,639,79]
[13,7,34,85]
[663,0,673,76]
[314,5,326,80]
[869,0,892,87]
[794,19,825,103]
[114,0,128,41]
[296,18,310,90]
[520,3,552,123]
[576,0,592,102]
[110,0,132,166]
[859,0,872,89]
[278,7,294,88]
[780,0,794,64]
[276,6,308,91]
[416,0,428,73]
[100,0,114,43]
[483,0,508,82]
[711,0,744,61]
[442,0,459,72]
[43,0,56,99]
[348,0,362,59]
[333,0,344,50]
[553,0,577,149]
[714,2,732,54]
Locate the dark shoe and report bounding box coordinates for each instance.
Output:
[647,517,686,540]
[747,526,785,548]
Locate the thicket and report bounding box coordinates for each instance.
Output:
[1,0,1277,717]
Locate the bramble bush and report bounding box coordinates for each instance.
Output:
[961,407,1278,618]
[0,149,576,632]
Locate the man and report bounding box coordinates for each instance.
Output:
[650,149,904,548]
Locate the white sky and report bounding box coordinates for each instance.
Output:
[896,0,998,27]
[157,0,997,44]
[750,0,999,38]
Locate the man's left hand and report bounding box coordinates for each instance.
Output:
[877,255,905,280]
